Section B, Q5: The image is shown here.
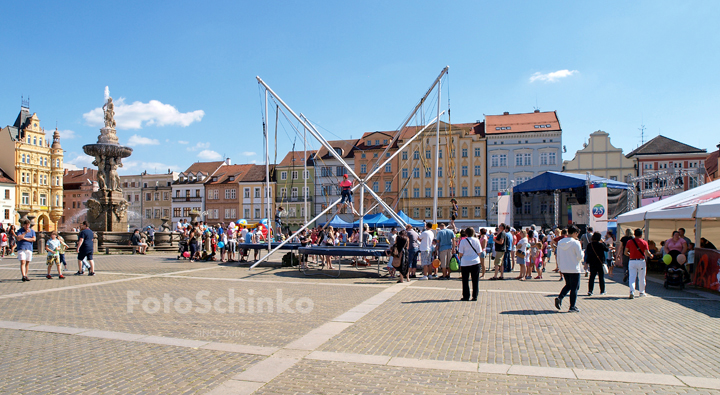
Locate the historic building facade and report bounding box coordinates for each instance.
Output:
[0,104,64,230]
[352,132,400,217]
[563,130,636,182]
[313,140,356,225]
[171,160,226,227]
[238,165,276,223]
[62,168,98,231]
[204,164,252,226]
[0,167,15,228]
[274,150,315,230]
[140,171,178,229]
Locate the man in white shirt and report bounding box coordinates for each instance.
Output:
[418,223,435,280]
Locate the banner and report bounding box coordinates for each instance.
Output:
[692,248,720,291]
[497,191,512,226]
[589,184,608,235]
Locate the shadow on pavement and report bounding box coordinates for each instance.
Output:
[500,309,559,315]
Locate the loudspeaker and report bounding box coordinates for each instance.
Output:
[513,192,522,208]
[575,187,587,204]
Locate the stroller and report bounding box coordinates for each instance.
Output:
[177,240,189,260]
[664,250,686,289]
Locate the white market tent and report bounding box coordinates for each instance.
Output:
[617,179,720,245]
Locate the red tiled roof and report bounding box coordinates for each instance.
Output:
[63,168,98,185]
[626,135,706,157]
[315,139,358,159]
[0,166,15,184]
[485,111,560,134]
[239,164,276,183]
[181,161,224,176]
[205,164,254,185]
[278,150,317,167]
[706,149,719,178]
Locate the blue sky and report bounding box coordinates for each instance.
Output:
[2,1,719,174]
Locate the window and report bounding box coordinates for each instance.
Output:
[208,190,217,200]
[413,207,420,218]
[336,167,343,177]
[146,193,151,201]
[195,189,201,197]
[402,188,408,198]
[461,186,468,197]
[254,188,260,198]
[280,171,287,180]
[4,190,9,199]
[413,150,419,159]
[56,159,60,167]
[548,152,557,165]
[280,188,286,198]
[499,154,507,166]
[375,140,379,145]
[127,195,132,201]
[438,167,442,177]
[145,209,151,219]
[439,150,443,159]
[462,148,468,158]
[154,192,159,201]
[425,207,431,218]
[474,207,481,217]
[516,154,523,166]
[385,181,392,192]
[413,168,420,178]
[474,186,481,196]
[515,205,522,215]
[499,178,507,190]
[291,171,298,180]
[474,165,481,176]
[402,151,407,160]
[33,137,37,145]
[425,168,431,178]
[491,178,499,191]
[244,209,250,218]
[361,152,366,159]
[524,153,531,166]
[425,188,431,198]
[413,188,420,198]
[384,163,392,172]
[304,170,310,179]
[360,164,367,173]
[383,139,388,145]
[225,189,236,199]
[173,208,181,217]
[491,155,499,167]
[303,187,309,197]
[461,207,468,217]
[225,208,236,219]
[21,154,25,163]
[523,201,531,215]
[540,153,548,165]
[183,207,191,217]
[373,152,378,158]
[135,194,140,202]
[540,202,548,214]
[366,140,372,146]
[438,187,443,198]
[291,187,298,198]
[425,150,431,159]
[154,209,161,219]
[461,166,468,177]
[474,147,481,157]
[451,149,456,158]
[610,176,618,181]
[21,192,29,205]
[402,168,408,178]
[163,192,169,200]
[372,182,379,192]
[244,188,250,198]
[254,208,260,218]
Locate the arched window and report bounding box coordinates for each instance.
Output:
[33,137,37,145]
[21,154,25,163]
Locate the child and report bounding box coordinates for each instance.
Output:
[533,242,544,279]
[45,232,65,279]
[57,235,69,269]
[527,242,539,280]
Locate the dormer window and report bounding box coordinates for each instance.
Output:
[212,176,218,182]
[383,139,388,144]
[366,140,371,146]
[228,176,235,181]
[375,140,379,145]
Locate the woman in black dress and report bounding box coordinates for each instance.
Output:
[586,232,609,295]
[394,230,410,283]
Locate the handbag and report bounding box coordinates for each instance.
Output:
[602,263,609,274]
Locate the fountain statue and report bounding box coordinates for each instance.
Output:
[82,95,133,231]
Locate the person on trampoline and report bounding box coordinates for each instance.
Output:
[337,174,354,214]
[275,206,284,236]
[450,198,459,231]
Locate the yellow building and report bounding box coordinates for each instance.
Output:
[563,130,636,183]
[396,122,488,226]
[0,105,64,230]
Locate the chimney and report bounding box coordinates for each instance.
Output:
[503,111,509,115]
[83,167,88,174]
[64,168,68,176]
[534,109,540,113]
[225,158,232,165]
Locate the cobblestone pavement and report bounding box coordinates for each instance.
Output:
[256,359,720,395]
[0,253,718,394]
[0,328,264,395]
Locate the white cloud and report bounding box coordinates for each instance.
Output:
[63,163,79,170]
[178,140,189,145]
[127,134,160,146]
[118,161,180,174]
[197,150,222,160]
[66,153,95,168]
[83,96,204,129]
[187,142,211,151]
[529,69,578,83]
[241,151,257,156]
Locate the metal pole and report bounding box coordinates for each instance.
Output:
[265,90,271,251]
[304,126,308,225]
[553,190,560,229]
[433,78,441,226]
[250,184,360,268]
[359,185,365,245]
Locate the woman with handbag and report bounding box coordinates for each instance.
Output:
[458,227,483,301]
[586,232,609,295]
[393,230,410,283]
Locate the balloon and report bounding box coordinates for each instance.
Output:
[432,259,441,269]
[218,242,225,249]
[182,251,190,258]
[663,254,672,265]
[229,222,235,227]
[677,254,687,265]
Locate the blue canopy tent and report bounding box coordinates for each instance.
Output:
[514,171,630,193]
[352,213,390,228]
[377,210,425,228]
[319,215,354,228]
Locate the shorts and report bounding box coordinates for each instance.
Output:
[387,257,394,269]
[0,241,7,247]
[340,189,352,204]
[421,251,433,266]
[451,213,457,221]
[493,251,505,267]
[516,256,526,266]
[47,255,59,266]
[18,250,33,262]
[480,251,487,259]
[438,249,452,269]
[78,250,94,261]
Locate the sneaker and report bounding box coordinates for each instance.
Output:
[74,271,84,276]
[600,292,607,295]
[431,274,437,279]
[46,275,52,279]
[568,306,580,313]
[88,272,95,276]
[58,275,65,279]
[21,276,27,282]
[418,276,428,281]
[638,293,646,298]
[409,274,417,279]
[554,297,561,310]
[587,292,593,296]
[629,293,634,299]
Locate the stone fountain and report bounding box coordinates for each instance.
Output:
[83,96,132,232]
